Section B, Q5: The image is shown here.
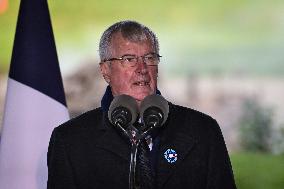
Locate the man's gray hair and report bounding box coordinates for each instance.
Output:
[99,20,159,61]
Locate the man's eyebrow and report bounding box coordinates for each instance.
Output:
[121,52,156,57]
[121,54,136,56]
[144,52,156,55]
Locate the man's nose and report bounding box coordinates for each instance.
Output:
[135,57,148,74]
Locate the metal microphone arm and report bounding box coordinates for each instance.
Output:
[115,122,132,140]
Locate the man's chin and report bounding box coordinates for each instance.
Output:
[131,92,154,102]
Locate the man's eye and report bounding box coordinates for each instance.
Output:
[123,57,136,62]
[145,56,154,60]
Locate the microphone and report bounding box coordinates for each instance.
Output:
[108,94,139,129]
[140,94,169,129]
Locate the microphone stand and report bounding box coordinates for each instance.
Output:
[129,135,140,189]
[115,122,156,189]
[128,125,155,189]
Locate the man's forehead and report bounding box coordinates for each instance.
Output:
[110,32,154,53]
[111,32,151,45]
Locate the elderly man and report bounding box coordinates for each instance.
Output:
[47,20,236,189]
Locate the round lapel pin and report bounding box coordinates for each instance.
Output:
[164,149,177,163]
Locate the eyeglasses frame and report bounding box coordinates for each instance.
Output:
[101,52,162,67]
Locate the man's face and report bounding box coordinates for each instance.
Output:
[100,33,158,104]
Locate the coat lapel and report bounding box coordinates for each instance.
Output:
[94,114,130,162]
[156,104,197,188]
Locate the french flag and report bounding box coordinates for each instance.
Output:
[0,0,69,188]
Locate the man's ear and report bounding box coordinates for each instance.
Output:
[99,63,111,84]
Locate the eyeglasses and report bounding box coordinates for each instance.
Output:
[102,53,162,67]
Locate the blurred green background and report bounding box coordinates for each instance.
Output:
[1,0,284,76]
[1,0,284,188]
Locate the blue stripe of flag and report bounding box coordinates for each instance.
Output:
[9,0,67,106]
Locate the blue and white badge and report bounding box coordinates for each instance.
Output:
[164,149,178,163]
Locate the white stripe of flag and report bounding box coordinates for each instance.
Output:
[0,79,69,188]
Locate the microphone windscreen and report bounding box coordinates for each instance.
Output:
[108,94,139,125]
[140,94,169,126]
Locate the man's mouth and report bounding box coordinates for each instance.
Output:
[133,81,150,86]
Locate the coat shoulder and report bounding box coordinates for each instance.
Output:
[170,103,217,124]
[54,107,104,134]
[168,103,220,136]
